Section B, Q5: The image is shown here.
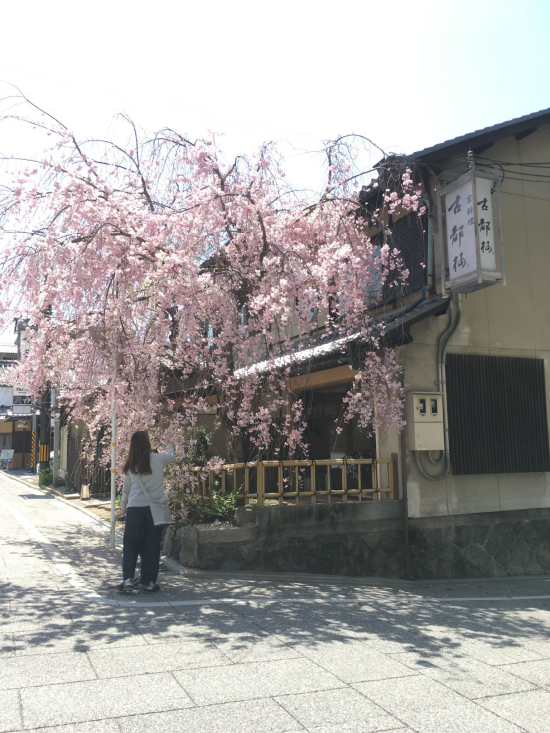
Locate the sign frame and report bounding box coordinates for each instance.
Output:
[437,164,505,296]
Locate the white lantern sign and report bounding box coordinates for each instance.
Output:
[438,166,504,294]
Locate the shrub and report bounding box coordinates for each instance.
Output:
[38,469,53,486]
[177,489,236,524]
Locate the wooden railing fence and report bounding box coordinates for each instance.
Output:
[187,458,395,506]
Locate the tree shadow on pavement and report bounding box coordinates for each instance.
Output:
[2,520,550,663]
[2,574,550,664]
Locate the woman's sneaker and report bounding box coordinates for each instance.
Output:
[142,582,160,594]
[117,576,141,592]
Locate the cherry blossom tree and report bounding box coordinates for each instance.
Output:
[0,95,424,471]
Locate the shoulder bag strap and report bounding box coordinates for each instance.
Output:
[134,472,167,506]
[134,473,153,503]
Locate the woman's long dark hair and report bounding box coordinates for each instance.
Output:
[122,431,152,475]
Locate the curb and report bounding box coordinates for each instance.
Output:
[160,554,419,587]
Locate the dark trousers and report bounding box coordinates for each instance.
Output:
[122,507,163,584]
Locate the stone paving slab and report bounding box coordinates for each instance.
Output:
[0,689,21,733]
[497,657,550,688]
[479,688,550,732]
[390,650,535,699]
[273,688,400,730]
[0,568,59,582]
[12,624,149,656]
[306,724,409,733]
[88,639,231,677]
[68,606,185,626]
[117,698,304,733]
[0,650,96,690]
[355,675,524,732]
[212,629,301,663]
[11,722,121,733]
[173,657,345,706]
[224,604,342,644]
[515,633,550,659]
[134,607,263,645]
[2,614,74,634]
[20,672,193,728]
[0,554,54,567]
[0,633,15,656]
[451,638,545,666]
[292,640,418,684]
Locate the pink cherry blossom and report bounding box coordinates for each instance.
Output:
[0,100,422,476]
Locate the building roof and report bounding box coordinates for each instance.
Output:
[164,294,450,399]
[0,344,17,356]
[380,293,449,341]
[235,294,449,378]
[0,362,14,386]
[406,108,550,168]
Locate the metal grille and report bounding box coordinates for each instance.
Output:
[447,354,550,475]
[390,214,427,295]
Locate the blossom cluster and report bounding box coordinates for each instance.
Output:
[0,106,422,468]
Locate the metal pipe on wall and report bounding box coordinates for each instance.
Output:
[427,212,434,292]
[413,293,462,481]
[420,196,435,293]
[400,410,412,579]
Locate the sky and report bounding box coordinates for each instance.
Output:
[1,0,549,342]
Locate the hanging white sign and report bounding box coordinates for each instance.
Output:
[438,167,503,294]
[475,176,497,272]
[445,179,477,281]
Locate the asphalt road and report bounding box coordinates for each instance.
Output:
[1,471,550,732]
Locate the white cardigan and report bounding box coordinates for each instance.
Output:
[121,444,175,510]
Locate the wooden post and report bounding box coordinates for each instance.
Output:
[256,461,265,507]
[342,461,348,501]
[38,389,50,471]
[209,469,215,496]
[390,452,399,501]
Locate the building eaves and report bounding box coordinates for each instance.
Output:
[0,362,14,386]
[379,293,449,341]
[236,294,449,378]
[405,107,550,169]
[163,295,450,398]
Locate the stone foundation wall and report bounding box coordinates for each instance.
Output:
[162,504,550,580]
[409,509,550,579]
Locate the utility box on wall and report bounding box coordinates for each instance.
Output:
[406,392,444,451]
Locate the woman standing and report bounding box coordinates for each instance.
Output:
[119,431,175,593]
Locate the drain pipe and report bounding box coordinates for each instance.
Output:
[420,196,435,293]
[400,408,412,579]
[414,292,462,480]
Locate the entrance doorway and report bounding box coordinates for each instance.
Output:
[302,384,376,460]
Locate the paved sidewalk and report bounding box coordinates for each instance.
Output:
[1,472,550,732]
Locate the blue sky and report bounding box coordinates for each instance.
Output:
[1,0,549,185]
[0,0,549,342]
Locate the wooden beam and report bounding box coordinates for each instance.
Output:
[515,127,537,141]
[288,365,358,393]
